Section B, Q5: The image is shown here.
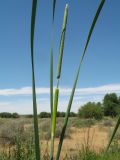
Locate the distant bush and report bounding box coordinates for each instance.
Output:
[0,120,25,145]
[69,112,77,117]
[57,111,65,117]
[0,112,20,118]
[0,112,12,118]
[24,114,33,118]
[12,113,20,118]
[38,111,77,118]
[69,118,96,128]
[103,93,120,117]
[78,102,103,120]
[39,112,51,118]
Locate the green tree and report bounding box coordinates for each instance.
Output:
[12,113,20,118]
[0,112,12,118]
[69,112,77,117]
[78,102,103,120]
[39,112,51,118]
[103,93,120,117]
[57,112,66,117]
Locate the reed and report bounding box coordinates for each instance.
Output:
[30,0,40,159]
[50,4,68,159]
[29,0,106,159]
[50,1,57,159]
[106,116,120,152]
[56,0,105,159]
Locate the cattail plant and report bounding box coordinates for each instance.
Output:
[30,0,106,159]
[50,4,68,160]
[56,0,105,159]
[30,0,40,160]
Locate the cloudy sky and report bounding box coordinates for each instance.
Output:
[0,0,120,113]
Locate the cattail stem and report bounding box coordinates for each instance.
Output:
[50,1,57,159]
[50,88,59,160]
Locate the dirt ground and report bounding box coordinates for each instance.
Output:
[41,125,109,157]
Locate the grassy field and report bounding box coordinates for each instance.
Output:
[0,117,120,159]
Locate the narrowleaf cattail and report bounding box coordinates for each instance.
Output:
[56,0,105,159]
[30,0,40,159]
[57,4,68,79]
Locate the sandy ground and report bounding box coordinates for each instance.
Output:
[0,124,110,158]
[41,125,109,157]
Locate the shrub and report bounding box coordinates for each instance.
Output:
[78,102,103,120]
[24,114,33,118]
[39,112,51,118]
[57,111,65,117]
[103,93,120,117]
[69,112,77,117]
[12,113,20,118]
[0,112,12,118]
[0,112,20,118]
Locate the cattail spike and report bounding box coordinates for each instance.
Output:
[57,4,68,79]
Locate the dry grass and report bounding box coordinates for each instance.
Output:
[0,117,114,158]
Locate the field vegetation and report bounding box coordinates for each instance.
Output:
[0,116,120,159]
[1,93,120,159]
[1,0,120,159]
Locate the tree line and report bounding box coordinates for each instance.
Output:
[78,93,120,119]
[0,111,77,118]
[0,93,120,119]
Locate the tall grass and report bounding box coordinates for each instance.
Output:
[50,4,68,159]
[56,0,105,159]
[50,0,56,121]
[30,0,40,159]
[29,0,106,159]
[50,1,57,159]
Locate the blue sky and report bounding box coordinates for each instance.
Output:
[0,0,120,113]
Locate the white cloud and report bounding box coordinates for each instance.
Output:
[0,102,11,106]
[0,84,120,113]
[0,84,120,96]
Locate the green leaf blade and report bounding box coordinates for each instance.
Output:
[106,116,120,151]
[30,0,40,160]
[50,50,53,120]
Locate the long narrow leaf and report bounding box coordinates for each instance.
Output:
[30,0,40,160]
[50,0,57,159]
[50,50,53,118]
[56,1,105,159]
[50,0,57,119]
[106,116,120,151]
